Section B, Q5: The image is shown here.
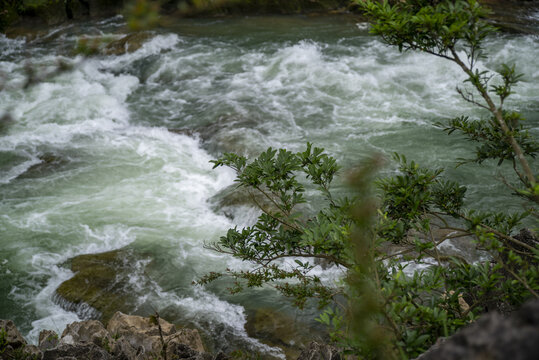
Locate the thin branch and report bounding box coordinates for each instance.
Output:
[499,261,539,299]
[248,189,303,233]
[450,48,536,186]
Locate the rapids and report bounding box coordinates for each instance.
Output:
[0,14,538,357]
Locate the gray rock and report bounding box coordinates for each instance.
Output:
[23,344,43,359]
[0,319,27,348]
[107,312,205,358]
[60,320,112,349]
[296,342,341,360]
[416,299,539,360]
[39,329,59,351]
[43,343,112,360]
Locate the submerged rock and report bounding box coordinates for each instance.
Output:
[18,153,66,179]
[54,249,138,325]
[245,308,319,359]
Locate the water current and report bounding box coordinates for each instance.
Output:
[0,14,538,358]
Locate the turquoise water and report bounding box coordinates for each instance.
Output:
[0,15,538,357]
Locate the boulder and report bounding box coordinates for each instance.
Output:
[415,299,539,360]
[111,337,140,360]
[0,319,27,349]
[107,312,206,357]
[54,249,137,325]
[245,308,317,359]
[39,329,59,350]
[0,319,44,359]
[296,341,342,360]
[103,32,153,55]
[59,320,112,348]
[42,343,112,360]
[1,314,215,360]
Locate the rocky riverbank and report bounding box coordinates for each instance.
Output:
[3,301,539,359]
[0,312,341,360]
[0,312,213,360]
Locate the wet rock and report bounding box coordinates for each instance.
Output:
[107,312,206,357]
[245,308,316,359]
[0,113,14,134]
[42,343,112,360]
[209,184,274,221]
[59,320,112,348]
[103,32,153,55]
[20,153,66,179]
[195,114,270,157]
[296,341,342,360]
[54,249,137,325]
[415,299,539,360]
[39,329,59,351]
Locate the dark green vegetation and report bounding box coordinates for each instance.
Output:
[0,0,350,32]
[0,0,89,31]
[198,0,539,358]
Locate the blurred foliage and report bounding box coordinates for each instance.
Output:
[126,0,161,31]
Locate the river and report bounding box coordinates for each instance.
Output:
[0,14,538,358]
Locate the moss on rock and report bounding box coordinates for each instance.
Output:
[55,249,137,325]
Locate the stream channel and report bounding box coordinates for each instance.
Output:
[1,13,538,358]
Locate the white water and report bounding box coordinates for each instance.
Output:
[0,15,538,356]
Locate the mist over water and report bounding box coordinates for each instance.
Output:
[0,15,538,357]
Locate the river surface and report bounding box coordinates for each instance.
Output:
[0,14,538,358]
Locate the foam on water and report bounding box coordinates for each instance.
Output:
[0,16,538,356]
